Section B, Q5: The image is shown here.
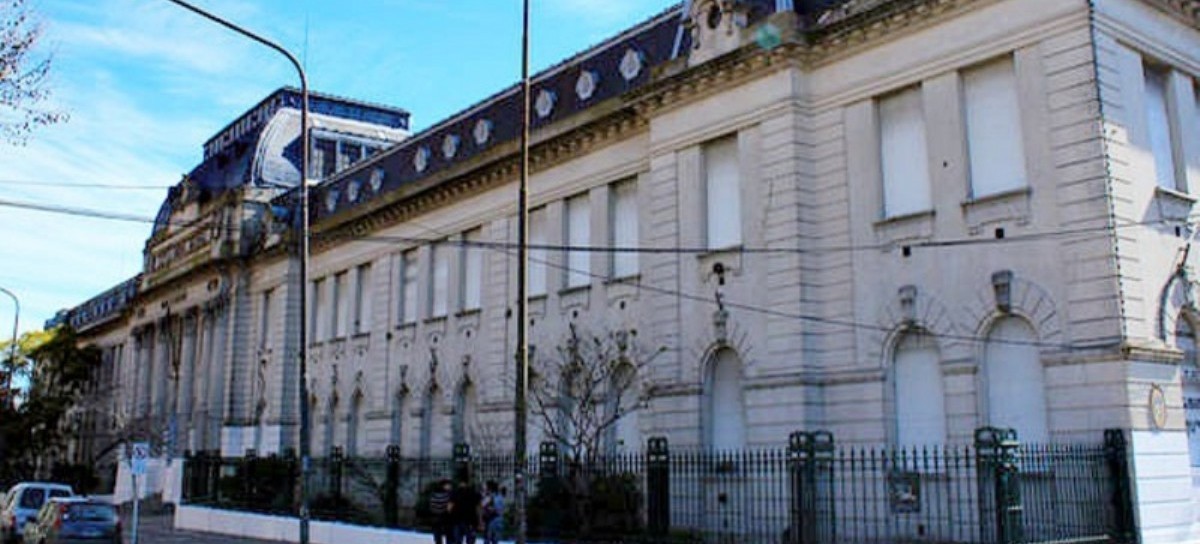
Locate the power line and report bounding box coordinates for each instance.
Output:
[0,194,1186,257]
[0,178,173,190]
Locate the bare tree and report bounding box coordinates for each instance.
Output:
[529,323,662,465]
[1,0,66,144]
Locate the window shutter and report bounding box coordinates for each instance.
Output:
[704,136,741,249]
[566,194,591,287]
[964,58,1026,197]
[893,334,946,447]
[880,88,932,217]
[611,180,639,278]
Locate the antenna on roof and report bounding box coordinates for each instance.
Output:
[671,0,693,59]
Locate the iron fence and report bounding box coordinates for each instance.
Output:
[182,427,1136,544]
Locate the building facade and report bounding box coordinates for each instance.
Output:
[59,0,1200,541]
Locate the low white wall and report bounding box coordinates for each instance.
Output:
[175,504,507,544]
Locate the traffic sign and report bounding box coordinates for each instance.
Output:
[131,442,150,476]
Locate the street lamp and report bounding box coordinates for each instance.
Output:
[162,2,313,543]
[0,286,18,408]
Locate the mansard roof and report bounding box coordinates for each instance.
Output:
[300,0,878,226]
[47,276,140,332]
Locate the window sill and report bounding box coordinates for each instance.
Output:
[873,210,934,245]
[558,284,591,297]
[423,316,448,326]
[961,186,1031,234]
[395,322,417,331]
[455,308,482,319]
[605,273,641,285]
[1155,186,1196,223]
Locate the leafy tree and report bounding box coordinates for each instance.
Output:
[0,327,100,484]
[1,0,67,144]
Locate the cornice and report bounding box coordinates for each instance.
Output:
[1138,0,1200,30]
[310,108,647,253]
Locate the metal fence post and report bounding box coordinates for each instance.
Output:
[788,431,835,544]
[646,436,670,536]
[976,427,1024,544]
[1104,429,1137,543]
[207,450,220,505]
[385,445,400,527]
[453,443,472,484]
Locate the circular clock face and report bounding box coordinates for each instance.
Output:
[1150,384,1168,430]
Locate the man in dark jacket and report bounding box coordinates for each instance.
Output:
[449,478,482,544]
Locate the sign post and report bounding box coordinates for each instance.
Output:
[130,442,149,544]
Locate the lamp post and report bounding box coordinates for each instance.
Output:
[162,2,313,543]
[0,286,18,408]
[514,0,532,542]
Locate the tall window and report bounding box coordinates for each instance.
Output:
[332,272,348,338]
[339,142,364,172]
[892,332,946,446]
[346,393,362,457]
[529,207,547,296]
[704,136,741,250]
[609,363,640,453]
[984,317,1048,443]
[462,228,483,311]
[1177,317,1200,467]
[259,289,273,350]
[354,263,372,334]
[430,241,450,318]
[399,250,419,324]
[1144,66,1181,191]
[880,87,932,217]
[312,138,337,179]
[707,349,746,451]
[610,180,638,278]
[453,383,477,447]
[311,278,326,341]
[565,193,591,288]
[964,57,1026,197]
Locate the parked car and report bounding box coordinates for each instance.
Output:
[0,483,75,543]
[21,498,120,544]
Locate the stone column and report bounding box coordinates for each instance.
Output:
[178,311,198,450]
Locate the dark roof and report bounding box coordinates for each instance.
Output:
[48,276,140,331]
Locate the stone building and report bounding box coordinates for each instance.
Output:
[58,0,1200,541]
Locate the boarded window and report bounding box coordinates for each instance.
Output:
[704,136,741,249]
[880,87,932,217]
[964,58,1026,197]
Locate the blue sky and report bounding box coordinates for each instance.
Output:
[0,0,677,333]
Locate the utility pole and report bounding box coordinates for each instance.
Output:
[0,286,19,409]
[514,0,532,542]
[162,2,312,542]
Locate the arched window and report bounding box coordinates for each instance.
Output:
[324,398,337,455]
[893,332,946,447]
[1176,316,1200,467]
[390,392,405,449]
[453,383,477,447]
[984,317,1048,443]
[420,388,436,458]
[346,392,362,457]
[706,349,746,451]
[608,363,640,453]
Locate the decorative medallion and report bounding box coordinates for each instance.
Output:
[619,48,644,81]
[413,146,431,173]
[324,189,340,212]
[442,134,460,159]
[346,180,361,203]
[473,119,493,146]
[575,69,599,101]
[369,166,386,192]
[1150,384,1168,430]
[535,89,557,119]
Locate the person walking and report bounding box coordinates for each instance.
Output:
[481,481,505,544]
[449,478,482,544]
[429,479,454,544]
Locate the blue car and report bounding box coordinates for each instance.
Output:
[21,499,121,544]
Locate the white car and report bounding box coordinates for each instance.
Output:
[0,483,75,543]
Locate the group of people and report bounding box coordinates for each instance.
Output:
[428,479,506,544]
